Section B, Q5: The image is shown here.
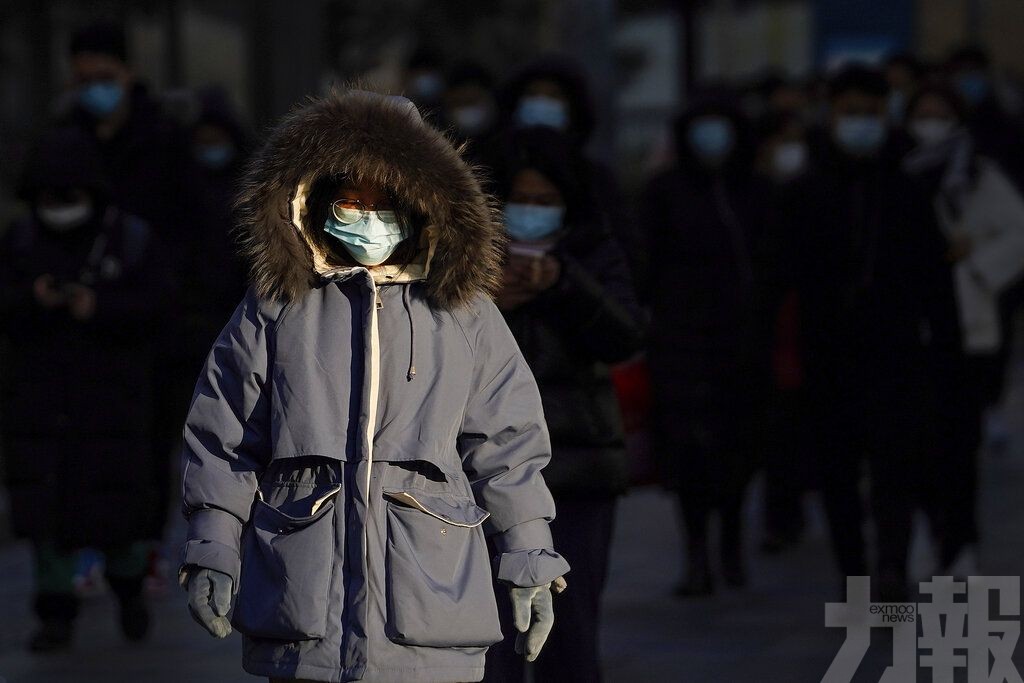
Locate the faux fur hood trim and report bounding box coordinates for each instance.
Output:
[235,88,505,310]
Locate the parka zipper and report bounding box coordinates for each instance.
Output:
[366,275,381,496]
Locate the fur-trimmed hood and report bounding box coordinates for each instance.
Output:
[235,88,504,310]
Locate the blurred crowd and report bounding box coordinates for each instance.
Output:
[2,20,1024,683]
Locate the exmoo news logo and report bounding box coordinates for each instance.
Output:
[823,576,1022,682]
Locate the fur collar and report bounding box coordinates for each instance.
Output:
[234,88,504,310]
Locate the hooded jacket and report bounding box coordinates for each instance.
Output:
[179,89,569,683]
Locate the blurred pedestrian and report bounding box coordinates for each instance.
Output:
[945,46,1024,187]
[752,111,813,553]
[178,89,569,682]
[883,53,924,125]
[641,95,769,596]
[0,127,174,651]
[946,46,1024,450]
[750,72,811,122]
[483,127,643,682]
[62,21,185,249]
[177,92,250,401]
[786,66,962,600]
[402,47,447,116]
[442,61,500,158]
[496,57,637,273]
[902,82,1024,573]
[62,21,188,548]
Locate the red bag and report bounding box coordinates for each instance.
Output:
[772,290,803,391]
[610,354,657,487]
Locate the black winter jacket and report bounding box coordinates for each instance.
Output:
[500,226,643,494]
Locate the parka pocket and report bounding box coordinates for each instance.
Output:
[382,489,502,648]
[232,489,339,641]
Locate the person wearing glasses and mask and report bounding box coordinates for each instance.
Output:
[177,89,569,683]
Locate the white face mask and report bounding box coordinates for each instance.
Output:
[771,142,808,179]
[909,118,956,147]
[38,202,93,232]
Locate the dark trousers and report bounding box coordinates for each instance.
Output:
[32,539,148,622]
[762,388,809,541]
[483,493,618,683]
[809,375,870,578]
[815,351,972,586]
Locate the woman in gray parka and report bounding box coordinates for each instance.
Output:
[177,88,570,683]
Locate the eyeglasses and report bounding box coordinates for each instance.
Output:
[331,198,403,226]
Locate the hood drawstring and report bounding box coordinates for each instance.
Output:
[401,285,417,381]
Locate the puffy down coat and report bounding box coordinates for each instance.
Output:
[179,90,569,682]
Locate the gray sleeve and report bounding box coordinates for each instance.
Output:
[179,287,274,588]
[457,297,571,587]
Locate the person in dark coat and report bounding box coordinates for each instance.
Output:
[402,47,447,117]
[945,45,1024,189]
[181,91,251,323]
[945,46,1024,451]
[751,110,814,553]
[496,57,637,271]
[63,22,188,543]
[901,82,1024,574]
[785,66,964,600]
[0,127,175,651]
[483,128,643,682]
[442,61,500,159]
[63,22,185,249]
[641,95,771,596]
[173,92,251,453]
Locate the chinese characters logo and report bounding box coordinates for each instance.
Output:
[824,576,1021,682]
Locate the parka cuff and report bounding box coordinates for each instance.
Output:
[492,518,555,553]
[179,508,243,586]
[493,519,571,587]
[495,549,571,588]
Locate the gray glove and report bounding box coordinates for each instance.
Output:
[510,576,567,662]
[181,567,233,638]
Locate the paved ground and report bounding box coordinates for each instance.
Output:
[0,349,1021,683]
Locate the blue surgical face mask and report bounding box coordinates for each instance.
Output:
[687,117,736,164]
[955,72,991,106]
[451,104,493,136]
[504,203,565,242]
[887,90,907,123]
[324,211,409,266]
[514,95,569,131]
[79,81,124,118]
[833,115,887,156]
[194,143,235,170]
[409,72,444,103]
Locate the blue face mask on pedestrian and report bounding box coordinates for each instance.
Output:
[687,117,736,165]
[324,210,409,266]
[194,144,236,170]
[514,96,570,131]
[503,203,565,242]
[79,81,125,118]
[833,115,887,156]
[955,72,991,105]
